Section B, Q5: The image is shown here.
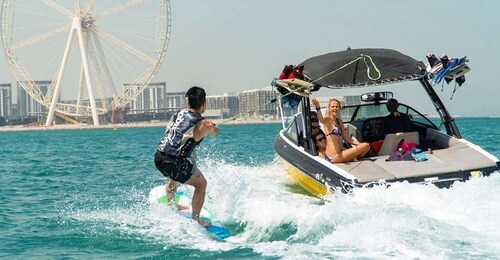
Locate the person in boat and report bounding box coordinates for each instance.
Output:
[154,86,218,227]
[310,110,321,135]
[313,129,329,160]
[312,98,370,163]
[384,98,413,134]
[298,110,321,147]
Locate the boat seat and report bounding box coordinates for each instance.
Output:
[373,153,462,179]
[425,129,497,170]
[378,131,419,156]
[425,128,467,150]
[337,160,397,183]
[361,117,386,142]
[344,123,362,142]
[431,147,498,171]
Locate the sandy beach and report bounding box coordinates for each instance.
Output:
[0,118,281,132]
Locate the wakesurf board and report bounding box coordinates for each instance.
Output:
[148,185,231,240]
[275,78,314,97]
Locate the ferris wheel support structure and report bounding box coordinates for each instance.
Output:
[46,17,100,126]
[1,0,171,126]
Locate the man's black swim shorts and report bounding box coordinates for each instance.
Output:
[154,150,194,183]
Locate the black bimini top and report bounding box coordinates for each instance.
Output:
[300,48,426,89]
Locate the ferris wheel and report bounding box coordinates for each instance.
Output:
[1,0,171,126]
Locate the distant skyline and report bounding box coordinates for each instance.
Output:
[1,0,499,117]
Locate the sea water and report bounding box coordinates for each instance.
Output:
[1,118,499,259]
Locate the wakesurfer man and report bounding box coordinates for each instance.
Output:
[154,86,218,227]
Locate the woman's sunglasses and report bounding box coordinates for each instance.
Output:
[316,136,326,142]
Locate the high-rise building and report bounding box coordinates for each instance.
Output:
[165,91,187,112]
[343,95,362,106]
[0,83,12,118]
[11,104,18,119]
[239,86,279,119]
[206,92,239,118]
[17,81,51,118]
[127,82,166,114]
[316,95,361,108]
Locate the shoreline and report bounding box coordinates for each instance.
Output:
[0,119,282,132]
[2,116,495,133]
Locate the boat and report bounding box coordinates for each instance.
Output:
[273,48,500,196]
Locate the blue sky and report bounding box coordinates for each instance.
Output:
[1,0,499,116]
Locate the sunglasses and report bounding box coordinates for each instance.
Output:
[316,136,326,142]
[312,126,320,129]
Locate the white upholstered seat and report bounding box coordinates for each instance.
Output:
[378,131,419,156]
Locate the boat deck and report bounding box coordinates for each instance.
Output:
[336,140,497,183]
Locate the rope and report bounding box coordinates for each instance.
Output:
[218,98,277,125]
[310,54,381,85]
[218,54,381,125]
[362,54,382,80]
[218,84,304,125]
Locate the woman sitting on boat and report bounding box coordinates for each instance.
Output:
[313,129,331,161]
[312,98,370,163]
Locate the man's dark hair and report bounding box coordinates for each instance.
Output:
[186,86,206,109]
[387,98,398,105]
[310,111,318,122]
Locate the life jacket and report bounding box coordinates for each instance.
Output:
[279,65,294,80]
[291,65,305,80]
[157,109,204,158]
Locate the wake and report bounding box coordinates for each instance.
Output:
[61,156,500,258]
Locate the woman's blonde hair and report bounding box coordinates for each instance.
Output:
[325,98,342,116]
[328,98,342,109]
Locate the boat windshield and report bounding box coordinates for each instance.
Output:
[341,103,437,129]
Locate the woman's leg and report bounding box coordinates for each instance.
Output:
[333,142,370,163]
[356,142,370,159]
